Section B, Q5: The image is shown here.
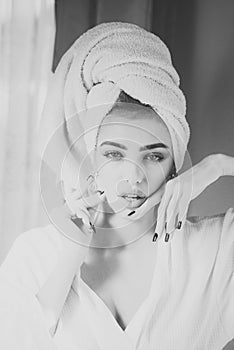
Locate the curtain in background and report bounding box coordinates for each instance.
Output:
[0,0,55,263]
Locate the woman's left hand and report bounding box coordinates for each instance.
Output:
[120,154,223,241]
[155,154,223,241]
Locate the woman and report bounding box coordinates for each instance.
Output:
[0,22,233,350]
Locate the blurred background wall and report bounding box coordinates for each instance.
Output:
[51,0,234,219]
[0,0,233,347]
[0,0,55,261]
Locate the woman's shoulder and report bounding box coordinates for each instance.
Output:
[186,207,233,229]
[16,223,64,250]
[184,207,234,246]
[186,207,233,224]
[9,224,65,266]
[0,224,64,293]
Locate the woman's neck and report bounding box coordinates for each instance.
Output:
[89,202,158,250]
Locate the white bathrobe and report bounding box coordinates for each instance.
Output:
[0,208,234,350]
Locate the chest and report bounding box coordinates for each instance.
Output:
[80,247,156,331]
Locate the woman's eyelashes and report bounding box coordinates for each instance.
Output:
[102,150,164,162]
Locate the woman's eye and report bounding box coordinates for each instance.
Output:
[102,151,164,162]
[103,151,123,160]
[145,153,164,162]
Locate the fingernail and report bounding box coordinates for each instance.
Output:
[177,221,182,229]
[128,210,135,216]
[97,190,105,195]
[152,232,158,242]
[89,221,96,233]
[165,233,170,242]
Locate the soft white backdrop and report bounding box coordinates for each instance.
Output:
[0,0,55,264]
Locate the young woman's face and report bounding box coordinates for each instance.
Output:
[94,103,174,212]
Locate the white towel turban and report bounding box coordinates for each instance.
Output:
[37,21,190,195]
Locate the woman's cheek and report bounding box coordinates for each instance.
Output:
[97,172,127,212]
[97,169,112,189]
[146,171,166,194]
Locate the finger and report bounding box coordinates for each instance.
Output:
[156,179,180,239]
[155,208,167,240]
[64,185,88,201]
[80,191,106,209]
[73,207,91,227]
[69,199,91,218]
[68,205,96,236]
[65,192,92,218]
[154,182,172,235]
[165,184,181,234]
[168,193,189,242]
[49,204,94,245]
[65,198,91,226]
[176,193,190,230]
[174,212,180,231]
[66,190,105,211]
[165,192,180,239]
[156,189,173,238]
[65,182,101,201]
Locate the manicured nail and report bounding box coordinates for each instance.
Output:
[177,221,182,229]
[128,210,135,216]
[152,232,158,242]
[97,190,105,195]
[89,221,96,233]
[165,233,170,242]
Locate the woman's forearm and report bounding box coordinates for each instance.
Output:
[212,153,234,177]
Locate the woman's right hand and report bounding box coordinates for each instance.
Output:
[49,188,106,247]
[37,188,106,335]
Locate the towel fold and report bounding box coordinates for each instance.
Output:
[37,21,190,195]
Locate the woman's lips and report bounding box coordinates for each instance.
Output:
[120,195,147,208]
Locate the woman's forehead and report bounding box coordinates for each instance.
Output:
[98,105,172,148]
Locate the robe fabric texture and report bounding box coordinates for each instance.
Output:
[0,208,234,350]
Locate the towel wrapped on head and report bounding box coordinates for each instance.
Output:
[37,21,190,195]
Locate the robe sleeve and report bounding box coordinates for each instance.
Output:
[0,225,64,349]
[215,207,234,340]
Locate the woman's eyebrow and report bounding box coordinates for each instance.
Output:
[99,141,169,150]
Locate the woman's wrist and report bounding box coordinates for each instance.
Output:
[208,153,234,178]
[49,204,93,250]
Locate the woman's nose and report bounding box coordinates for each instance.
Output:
[125,162,144,184]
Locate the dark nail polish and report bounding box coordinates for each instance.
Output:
[128,210,135,216]
[177,221,182,229]
[89,221,96,233]
[97,190,104,195]
[152,232,158,242]
[165,233,170,242]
